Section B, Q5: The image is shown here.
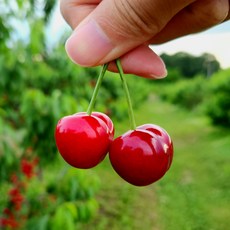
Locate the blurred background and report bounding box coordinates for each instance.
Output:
[0,1,230,229]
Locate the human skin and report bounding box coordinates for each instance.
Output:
[60,0,230,78]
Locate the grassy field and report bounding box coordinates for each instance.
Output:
[78,94,230,230]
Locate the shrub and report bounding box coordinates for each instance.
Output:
[205,69,230,127]
[160,76,207,110]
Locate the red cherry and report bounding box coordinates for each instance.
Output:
[137,124,173,170]
[109,125,173,186]
[82,112,114,140]
[55,112,114,169]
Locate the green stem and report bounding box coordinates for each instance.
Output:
[116,59,136,130]
[87,63,109,115]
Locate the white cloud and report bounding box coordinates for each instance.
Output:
[151,32,230,69]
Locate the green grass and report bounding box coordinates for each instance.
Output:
[79,94,230,230]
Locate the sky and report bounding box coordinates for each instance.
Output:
[48,7,230,69]
[151,22,230,69]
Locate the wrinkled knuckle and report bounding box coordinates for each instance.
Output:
[200,2,229,26]
[209,7,228,24]
[60,0,66,17]
[60,0,72,25]
[60,0,82,29]
[113,0,161,40]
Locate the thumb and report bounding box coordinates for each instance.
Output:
[65,0,191,67]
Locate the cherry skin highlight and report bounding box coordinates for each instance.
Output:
[109,124,173,186]
[137,124,173,170]
[84,112,114,140]
[55,112,114,169]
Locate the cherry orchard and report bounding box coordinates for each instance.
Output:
[54,60,174,186]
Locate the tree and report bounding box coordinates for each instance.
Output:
[206,69,230,127]
[160,52,220,78]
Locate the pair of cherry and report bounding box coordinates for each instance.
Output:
[55,60,173,186]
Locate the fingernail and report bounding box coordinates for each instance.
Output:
[149,57,168,79]
[65,20,114,66]
[122,45,168,79]
[150,67,168,79]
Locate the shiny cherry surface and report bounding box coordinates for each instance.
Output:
[88,112,115,140]
[137,124,173,170]
[109,125,173,186]
[55,112,114,169]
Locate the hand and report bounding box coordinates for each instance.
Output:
[60,0,230,78]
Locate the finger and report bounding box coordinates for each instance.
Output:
[224,0,230,21]
[60,0,101,28]
[64,0,195,66]
[150,0,230,44]
[108,45,167,79]
[61,0,167,78]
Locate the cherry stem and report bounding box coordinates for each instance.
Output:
[87,63,109,115]
[116,59,136,130]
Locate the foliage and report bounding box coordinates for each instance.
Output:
[161,52,220,78]
[157,68,230,128]
[77,97,230,230]
[205,69,230,127]
[156,66,230,128]
[159,76,208,110]
[0,160,100,229]
[0,117,22,181]
[1,0,229,228]
[0,1,102,228]
[0,1,152,228]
